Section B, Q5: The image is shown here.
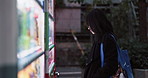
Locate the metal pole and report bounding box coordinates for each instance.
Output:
[44,0,49,51]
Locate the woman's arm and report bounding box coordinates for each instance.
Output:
[94,35,118,78]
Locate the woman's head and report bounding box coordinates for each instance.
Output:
[86,9,113,37]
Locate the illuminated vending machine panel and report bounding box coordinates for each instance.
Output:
[17,0,45,78]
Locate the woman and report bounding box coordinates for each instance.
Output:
[84,9,118,78]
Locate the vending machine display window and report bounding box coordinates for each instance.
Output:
[17,0,45,78]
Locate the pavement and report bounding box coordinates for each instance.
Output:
[56,66,83,78]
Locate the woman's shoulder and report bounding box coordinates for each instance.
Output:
[103,33,116,43]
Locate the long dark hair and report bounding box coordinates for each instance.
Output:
[86,9,114,40]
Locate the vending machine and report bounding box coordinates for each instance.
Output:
[17,0,56,78]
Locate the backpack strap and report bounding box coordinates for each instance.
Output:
[100,33,116,68]
[100,34,107,68]
[100,43,113,78]
[100,43,104,67]
[109,34,120,49]
[100,34,117,78]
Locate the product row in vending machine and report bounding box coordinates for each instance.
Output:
[0,0,56,77]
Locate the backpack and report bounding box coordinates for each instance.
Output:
[100,34,134,78]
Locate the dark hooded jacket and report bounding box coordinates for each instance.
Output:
[84,33,118,78]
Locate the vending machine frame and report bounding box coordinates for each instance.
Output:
[44,0,56,78]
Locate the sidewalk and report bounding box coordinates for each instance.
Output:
[56,66,83,78]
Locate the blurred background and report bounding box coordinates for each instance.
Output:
[55,0,148,78]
